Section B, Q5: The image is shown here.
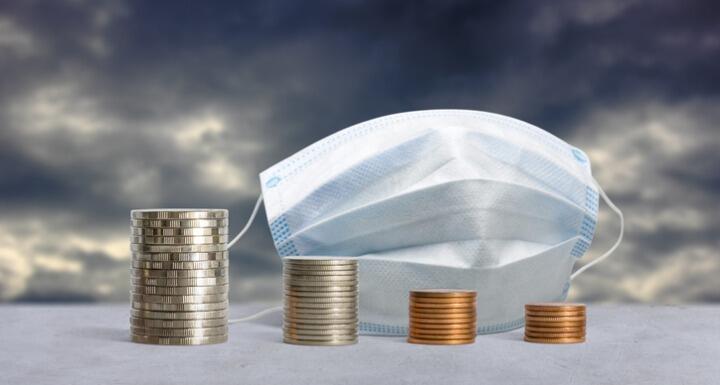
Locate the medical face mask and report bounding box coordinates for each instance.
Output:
[231,110,623,335]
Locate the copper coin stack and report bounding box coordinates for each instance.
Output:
[408,289,477,345]
[283,257,358,346]
[129,209,229,345]
[524,302,586,344]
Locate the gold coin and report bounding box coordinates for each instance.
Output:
[132,251,228,262]
[131,276,228,286]
[525,302,585,311]
[131,334,227,345]
[132,285,228,296]
[409,331,476,339]
[409,307,475,315]
[410,297,477,304]
[131,268,227,279]
[131,209,227,220]
[131,218,228,228]
[409,312,475,320]
[411,318,477,326]
[131,227,228,236]
[132,259,228,270]
[525,331,586,339]
[130,309,227,320]
[130,293,227,304]
[130,317,226,328]
[131,244,227,253]
[407,337,475,345]
[525,310,585,317]
[525,321,586,329]
[523,335,585,344]
[410,303,476,310]
[410,326,476,334]
[131,235,228,245]
[410,289,476,298]
[132,301,228,312]
[131,326,228,337]
[525,326,586,333]
[525,315,586,322]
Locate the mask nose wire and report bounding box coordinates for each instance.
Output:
[570,177,624,281]
[227,194,264,249]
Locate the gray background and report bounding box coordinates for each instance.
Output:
[0,0,718,304]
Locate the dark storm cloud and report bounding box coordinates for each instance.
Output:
[0,0,718,302]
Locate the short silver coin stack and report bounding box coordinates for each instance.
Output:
[283,257,358,346]
[129,209,229,345]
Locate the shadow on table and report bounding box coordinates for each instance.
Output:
[72,326,131,343]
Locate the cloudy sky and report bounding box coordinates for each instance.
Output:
[0,0,718,303]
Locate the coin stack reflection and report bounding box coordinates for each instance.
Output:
[129,209,229,345]
[524,303,586,344]
[283,258,358,346]
[408,290,477,345]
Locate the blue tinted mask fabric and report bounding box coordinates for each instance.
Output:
[259,110,615,335]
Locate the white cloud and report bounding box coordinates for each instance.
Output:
[0,17,38,57]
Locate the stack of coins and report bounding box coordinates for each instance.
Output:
[129,209,229,345]
[524,302,586,344]
[283,257,358,346]
[408,290,477,345]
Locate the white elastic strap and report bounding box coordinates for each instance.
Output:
[227,194,264,249]
[228,306,282,324]
[570,177,624,280]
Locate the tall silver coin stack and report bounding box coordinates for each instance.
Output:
[283,257,358,346]
[129,209,229,345]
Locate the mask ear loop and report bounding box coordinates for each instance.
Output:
[227,194,264,249]
[225,194,284,324]
[570,177,624,281]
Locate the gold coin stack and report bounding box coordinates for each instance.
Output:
[283,257,358,346]
[129,209,229,345]
[524,302,586,344]
[408,289,477,345]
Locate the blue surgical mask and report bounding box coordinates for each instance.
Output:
[251,110,623,335]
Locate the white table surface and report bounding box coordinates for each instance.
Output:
[1,304,718,385]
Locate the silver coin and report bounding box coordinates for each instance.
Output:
[131,235,228,245]
[132,251,229,262]
[131,309,227,320]
[283,313,357,321]
[131,218,229,228]
[131,276,228,287]
[283,302,358,309]
[281,263,358,271]
[131,326,228,337]
[285,296,356,304]
[284,258,357,265]
[284,292,357,299]
[131,244,227,253]
[130,317,226,328]
[131,227,228,236]
[130,293,228,304]
[283,338,356,346]
[284,316,359,324]
[132,259,228,270]
[132,285,228,296]
[282,335,358,343]
[283,327,357,336]
[131,334,228,345]
[283,268,357,276]
[132,301,228,312]
[283,320,358,330]
[131,209,228,220]
[131,268,227,279]
[284,284,357,292]
[284,306,357,315]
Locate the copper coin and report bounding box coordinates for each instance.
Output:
[409,307,476,315]
[525,331,586,339]
[411,318,478,325]
[407,337,475,345]
[409,312,475,320]
[410,289,476,298]
[525,310,585,317]
[525,302,585,311]
[524,335,585,344]
[410,297,477,304]
[525,326,586,333]
[525,315,586,322]
[410,302,477,309]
